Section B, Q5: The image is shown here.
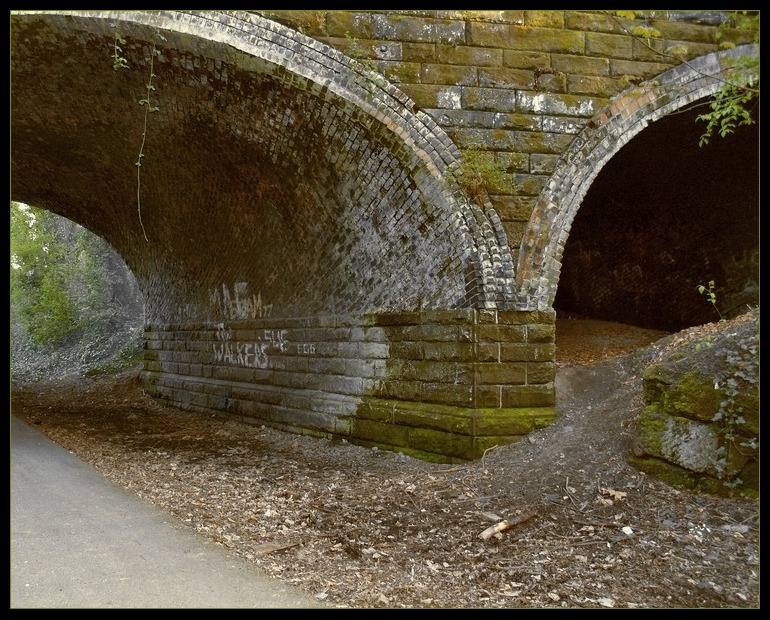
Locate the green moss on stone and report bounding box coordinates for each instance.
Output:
[635,405,668,456]
[352,397,556,461]
[662,371,722,420]
[628,452,756,498]
[471,406,557,435]
[642,363,667,402]
[352,417,410,446]
[626,453,701,491]
[408,426,475,460]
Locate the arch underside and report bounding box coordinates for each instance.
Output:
[11,10,516,325]
[516,44,758,311]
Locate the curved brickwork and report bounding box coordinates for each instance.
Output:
[259,10,756,286]
[11,10,514,322]
[516,44,759,309]
[10,10,757,461]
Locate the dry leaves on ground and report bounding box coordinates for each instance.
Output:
[10,316,759,609]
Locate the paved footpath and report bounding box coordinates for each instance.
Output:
[10,415,326,609]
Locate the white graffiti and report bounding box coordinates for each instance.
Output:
[213,340,270,369]
[262,329,289,353]
[209,282,273,320]
[211,324,314,369]
[215,323,232,341]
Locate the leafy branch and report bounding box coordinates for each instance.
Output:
[696,58,758,146]
[697,279,724,321]
[112,29,129,71]
[605,11,759,146]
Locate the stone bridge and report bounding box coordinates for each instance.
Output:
[10,10,758,462]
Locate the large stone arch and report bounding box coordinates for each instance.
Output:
[516,44,759,310]
[16,11,754,462]
[12,10,540,462]
[11,10,516,326]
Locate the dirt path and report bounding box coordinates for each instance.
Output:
[10,316,759,608]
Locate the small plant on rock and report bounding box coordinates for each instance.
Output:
[697,280,725,321]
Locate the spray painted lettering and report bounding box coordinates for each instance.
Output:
[213,340,270,369]
[211,325,307,369]
[212,323,269,368]
[209,282,273,320]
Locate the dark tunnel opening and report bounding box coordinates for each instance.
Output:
[554,100,759,333]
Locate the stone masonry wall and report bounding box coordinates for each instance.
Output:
[257,10,752,268]
[143,308,556,462]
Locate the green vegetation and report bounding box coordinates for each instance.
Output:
[11,203,79,345]
[449,145,516,205]
[697,280,725,321]
[635,309,759,496]
[11,202,144,380]
[112,28,129,71]
[698,11,760,146]
[84,343,145,377]
[610,11,759,147]
[110,19,166,241]
[135,29,165,242]
[343,32,378,71]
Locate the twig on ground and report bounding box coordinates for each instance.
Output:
[481,445,499,468]
[479,510,538,541]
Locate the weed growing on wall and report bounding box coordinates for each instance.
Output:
[344,32,379,73]
[342,31,387,93]
[112,28,129,71]
[110,20,166,242]
[448,145,516,205]
[135,29,165,242]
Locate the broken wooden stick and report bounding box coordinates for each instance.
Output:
[479,510,538,541]
[252,540,301,555]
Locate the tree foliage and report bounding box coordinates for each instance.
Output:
[10,202,140,347]
[11,203,78,344]
[611,11,759,146]
[697,11,760,146]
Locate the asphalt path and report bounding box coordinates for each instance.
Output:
[10,415,325,609]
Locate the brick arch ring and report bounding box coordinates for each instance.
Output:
[65,9,517,311]
[515,44,759,311]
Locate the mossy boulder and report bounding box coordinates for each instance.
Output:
[630,308,758,497]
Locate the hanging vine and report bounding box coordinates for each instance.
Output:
[111,20,165,242]
[135,30,165,242]
[112,28,129,71]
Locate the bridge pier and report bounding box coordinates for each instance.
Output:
[143,308,556,462]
